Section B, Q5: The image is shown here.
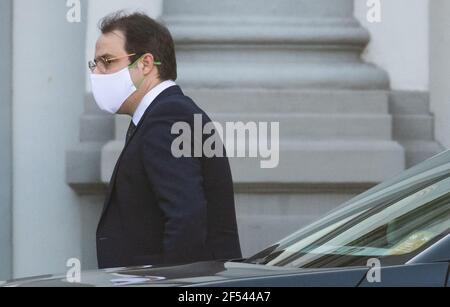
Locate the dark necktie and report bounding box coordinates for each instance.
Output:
[126,121,137,143]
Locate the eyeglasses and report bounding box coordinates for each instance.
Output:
[88,53,163,73]
[88,53,137,73]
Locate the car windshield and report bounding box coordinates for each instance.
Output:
[246,151,450,269]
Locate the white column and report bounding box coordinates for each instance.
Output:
[354,0,430,91]
[12,0,87,278]
[166,0,389,90]
[430,0,450,149]
[0,0,13,280]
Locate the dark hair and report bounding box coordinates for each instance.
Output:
[100,11,177,81]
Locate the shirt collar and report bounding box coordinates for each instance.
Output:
[132,80,177,125]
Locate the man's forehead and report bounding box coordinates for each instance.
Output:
[95,30,126,57]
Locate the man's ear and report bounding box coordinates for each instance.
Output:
[141,53,156,75]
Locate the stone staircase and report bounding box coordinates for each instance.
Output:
[390,91,444,168]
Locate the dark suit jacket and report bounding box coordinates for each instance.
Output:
[96,85,242,269]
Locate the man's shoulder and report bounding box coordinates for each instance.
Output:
[145,92,210,122]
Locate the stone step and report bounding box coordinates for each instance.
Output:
[99,138,404,186]
[228,139,405,184]
[392,114,434,141]
[66,142,105,188]
[389,90,443,167]
[398,140,445,167]
[115,115,131,140]
[212,113,393,140]
[115,111,395,141]
[389,91,430,115]
[79,113,114,143]
[187,89,389,114]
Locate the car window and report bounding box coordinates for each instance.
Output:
[247,152,450,269]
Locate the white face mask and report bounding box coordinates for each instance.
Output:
[90,66,137,114]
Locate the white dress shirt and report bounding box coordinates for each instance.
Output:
[132,80,177,125]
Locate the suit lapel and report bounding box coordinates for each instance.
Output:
[100,86,184,219]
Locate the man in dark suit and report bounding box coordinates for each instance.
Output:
[89,11,242,269]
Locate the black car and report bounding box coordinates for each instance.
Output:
[3,151,450,287]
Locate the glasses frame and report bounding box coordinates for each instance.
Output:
[88,53,162,73]
[88,53,137,72]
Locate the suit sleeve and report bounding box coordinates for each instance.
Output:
[141,101,209,264]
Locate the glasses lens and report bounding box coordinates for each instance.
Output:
[90,57,109,73]
[88,61,96,71]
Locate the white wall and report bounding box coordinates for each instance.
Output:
[430,0,450,149]
[12,0,87,278]
[354,0,429,91]
[0,0,13,280]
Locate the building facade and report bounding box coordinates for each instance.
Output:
[0,0,449,280]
